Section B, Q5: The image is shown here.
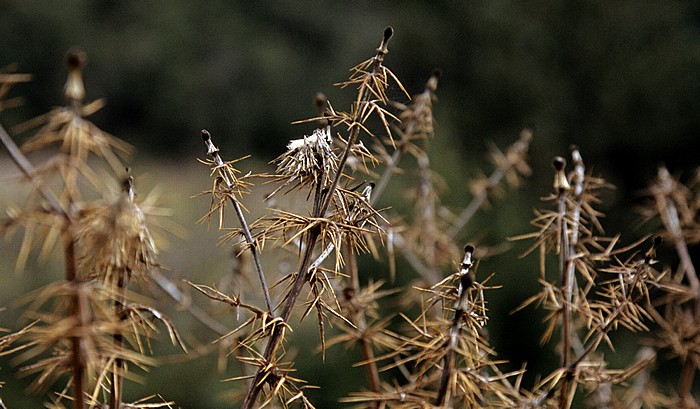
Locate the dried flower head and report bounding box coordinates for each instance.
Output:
[270,126,337,196]
[76,176,158,283]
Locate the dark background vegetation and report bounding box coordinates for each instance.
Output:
[1,1,700,407]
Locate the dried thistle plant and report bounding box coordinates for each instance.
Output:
[1,49,182,409]
[4,21,698,409]
[191,27,404,409]
[511,147,694,408]
[639,166,700,407]
[343,246,525,408]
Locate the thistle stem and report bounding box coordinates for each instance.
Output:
[447,129,531,240]
[242,27,393,409]
[2,122,85,409]
[201,130,274,316]
[345,245,381,405]
[654,167,699,405]
[436,245,475,407]
[64,229,86,409]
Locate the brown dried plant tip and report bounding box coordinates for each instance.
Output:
[65,47,86,103]
[552,156,570,192]
[314,92,327,111]
[427,69,441,92]
[65,47,87,70]
[552,156,566,171]
[378,26,394,55]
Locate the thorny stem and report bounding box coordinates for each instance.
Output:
[446,129,532,240]
[345,244,381,405]
[552,157,572,409]
[436,245,475,407]
[654,167,699,406]
[559,146,585,407]
[241,28,394,409]
[370,70,438,205]
[109,275,126,409]
[2,122,86,409]
[556,243,659,407]
[64,228,86,409]
[201,130,274,315]
[109,177,135,409]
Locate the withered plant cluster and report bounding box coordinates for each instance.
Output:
[1,52,184,409]
[2,28,699,409]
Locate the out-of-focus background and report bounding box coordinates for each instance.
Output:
[1,1,699,407]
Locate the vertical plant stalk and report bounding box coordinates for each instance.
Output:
[241,27,394,409]
[436,245,475,407]
[653,167,699,406]
[552,157,573,409]
[108,176,135,409]
[64,229,86,409]
[109,275,126,409]
[446,129,532,240]
[201,130,273,315]
[344,244,381,404]
[1,123,86,409]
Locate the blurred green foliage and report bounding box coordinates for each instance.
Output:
[2,1,700,407]
[2,1,699,176]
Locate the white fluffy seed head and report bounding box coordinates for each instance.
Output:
[286,127,331,151]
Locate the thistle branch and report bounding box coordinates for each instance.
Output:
[446,128,532,240]
[436,245,475,407]
[552,156,573,409]
[1,122,86,409]
[241,27,395,409]
[201,130,274,315]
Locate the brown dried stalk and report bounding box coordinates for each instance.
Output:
[200,130,273,314]
[2,50,183,409]
[436,244,476,407]
[511,147,680,408]
[643,166,700,406]
[1,116,87,409]
[239,27,399,409]
[446,128,532,240]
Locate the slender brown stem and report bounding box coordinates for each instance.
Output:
[241,176,326,409]
[558,191,572,409]
[242,27,394,409]
[2,122,85,409]
[446,129,531,240]
[201,130,274,315]
[551,156,573,409]
[64,229,86,409]
[345,243,381,404]
[109,274,127,409]
[436,245,475,407]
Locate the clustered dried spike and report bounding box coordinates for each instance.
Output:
[1,49,182,409]
[511,146,700,407]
